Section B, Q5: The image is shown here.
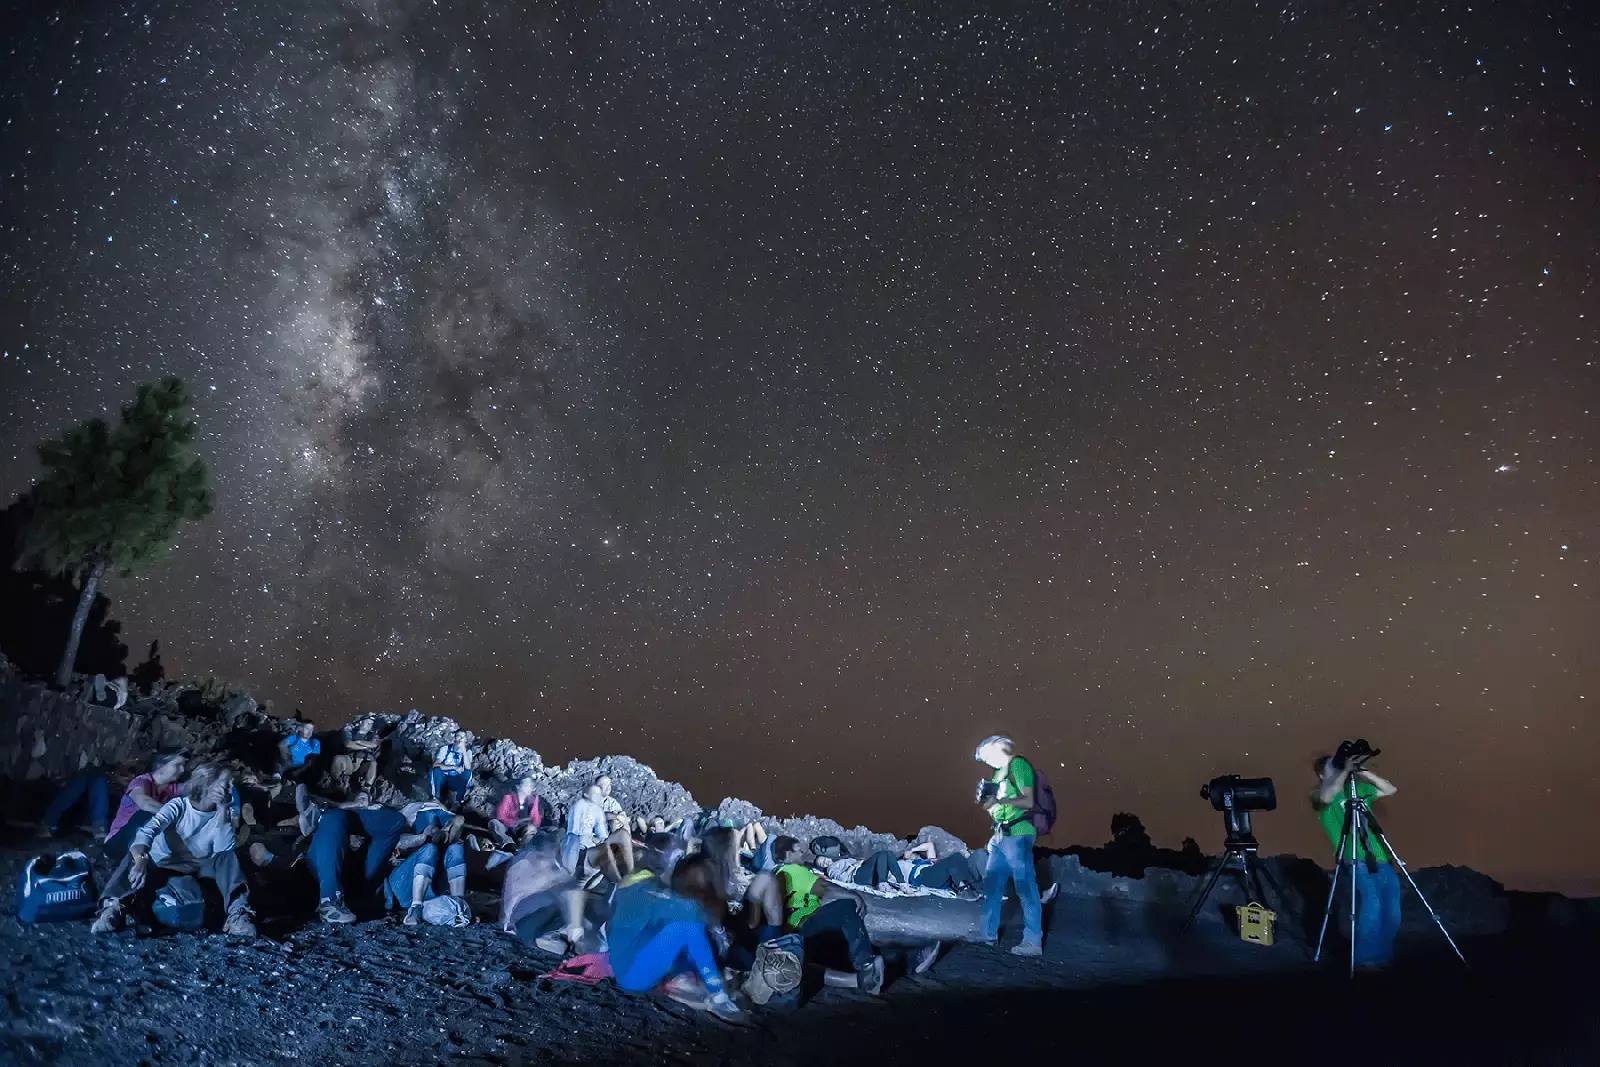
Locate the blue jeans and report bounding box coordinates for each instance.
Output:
[981,833,1043,944]
[430,769,471,802]
[411,807,454,833]
[615,920,724,995]
[307,807,408,902]
[560,832,591,873]
[1352,861,1402,967]
[798,898,875,972]
[385,842,466,908]
[41,774,110,832]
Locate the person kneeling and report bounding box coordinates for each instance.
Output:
[92,763,255,937]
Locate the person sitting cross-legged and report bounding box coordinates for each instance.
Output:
[429,730,473,806]
[92,763,255,937]
[330,715,381,793]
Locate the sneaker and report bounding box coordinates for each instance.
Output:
[745,940,803,1005]
[247,842,273,867]
[533,932,568,955]
[1010,940,1043,957]
[223,902,257,938]
[856,954,885,995]
[913,941,941,975]
[1040,883,1059,904]
[90,898,123,934]
[318,896,357,924]
[706,993,747,1023]
[975,937,998,947]
[403,904,423,927]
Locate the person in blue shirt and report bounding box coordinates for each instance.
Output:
[278,720,321,782]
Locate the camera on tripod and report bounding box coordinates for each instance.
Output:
[1333,738,1380,770]
[1198,775,1276,849]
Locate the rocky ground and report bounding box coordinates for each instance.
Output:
[3,831,1596,1067]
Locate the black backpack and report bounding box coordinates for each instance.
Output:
[16,851,97,923]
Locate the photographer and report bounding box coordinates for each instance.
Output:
[1312,741,1400,970]
[974,735,1043,956]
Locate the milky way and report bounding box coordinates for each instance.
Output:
[2,2,1595,891]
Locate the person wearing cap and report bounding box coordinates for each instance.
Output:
[974,734,1043,955]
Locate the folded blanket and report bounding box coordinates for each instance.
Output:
[543,953,613,984]
[850,880,965,901]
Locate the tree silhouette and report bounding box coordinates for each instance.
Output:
[18,379,212,687]
[1108,812,1152,851]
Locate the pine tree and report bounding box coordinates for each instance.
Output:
[20,378,213,688]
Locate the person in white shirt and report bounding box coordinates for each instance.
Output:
[430,729,474,805]
[92,763,255,937]
[596,774,627,828]
[561,783,609,873]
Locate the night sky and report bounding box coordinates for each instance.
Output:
[2,3,1595,892]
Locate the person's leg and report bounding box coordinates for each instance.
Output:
[105,811,153,861]
[616,921,725,996]
[560,833,583,873]
[353,807,408,884]
[442,842,466,897]
[429,768,444,799]
[199,849,249,906]
[513,902,565,946]
[98,851,138,903]
[1004,835,1043,945]
[85,775,110,832]
[979,843,1010,942]
[360,757,378,787]
[800,899,875,973]
[393,844,435,907]
[1351,864,1383,967]
[39,775,89,833]
[306,808,351,902]
[743,872,783,929]
[1376,862,1403,966]
[331,755,353,780]
[912,854,972,891]
[413,808,452,834]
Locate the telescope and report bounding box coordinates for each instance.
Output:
[1199,775,1276,848]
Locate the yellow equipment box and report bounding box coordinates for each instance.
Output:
[1237,901,1276,946]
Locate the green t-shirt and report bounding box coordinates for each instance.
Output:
[1316,779,1390,864]
[777,863,824,926]
[992,756,1038,838]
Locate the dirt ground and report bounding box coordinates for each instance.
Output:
[2,831,1596,1067]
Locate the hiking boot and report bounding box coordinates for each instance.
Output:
[1010,939,1043,957]
[90,898,123,934]
[913,941,941,975]
[857,955,885,995]
[403,904,423,927]
[318,896,357,924]
[223,901,257,938]
[1040,883,1059,904]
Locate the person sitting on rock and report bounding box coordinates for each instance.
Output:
[331,715,381,793]
[304,800,412,924]
[491,776,542,846]
[561,782,609,873]
[103,751,188,860]
[429,730,473,805]
[767,837,888,993]
[385,821,468,926]
[607,852,745,1022]
[37,767,111,840]
[92,763,255,937]
[277,720,321,783]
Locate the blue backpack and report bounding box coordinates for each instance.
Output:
[17,851,98,923]
[152,875,208,931]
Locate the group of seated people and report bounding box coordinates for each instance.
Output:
[36,722,976,1019]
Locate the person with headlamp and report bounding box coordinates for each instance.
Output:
[974,734,1043,956]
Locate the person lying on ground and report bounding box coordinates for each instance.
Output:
[385,823,468,926]
[92,763,255,937]
[771,837,887,994]
[606,852,745,1022]
[278,720,321,783]
[429,729,473,805]
[103,751,187,860]
[561,783,609,873]
[810,837,982,894]
[895,840,985,893]
[491,777,542,845]
[331,715,381,792]
[38,770,111,839]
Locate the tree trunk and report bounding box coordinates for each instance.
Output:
[55,559,105,689]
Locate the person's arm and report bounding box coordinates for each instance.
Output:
[277,739,293,768]
[816,878,868,917]
[459,744,473,771]
[1314,760,1352,807]
[903,841,937,860]
[211,805,237,854]
[129,798,185,887]
[1357,769,1397,797]
[129,778,166,814]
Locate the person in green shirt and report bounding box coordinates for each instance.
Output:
[1312,747,1401,969]
[975,735,1043,954]
[768,837,886,994]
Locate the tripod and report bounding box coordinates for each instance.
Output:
[1313,772,1467,975]
[1181,816,1289,934]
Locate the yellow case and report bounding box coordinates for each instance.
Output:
[1237,901,1276,946]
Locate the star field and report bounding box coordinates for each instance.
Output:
[1,2,1595,891]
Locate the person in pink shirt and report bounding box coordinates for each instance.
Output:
[105,752,187,859]
[490,777,542,846]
